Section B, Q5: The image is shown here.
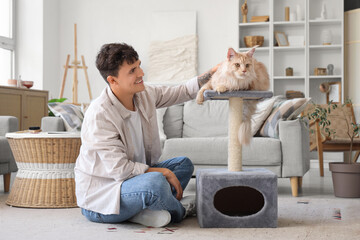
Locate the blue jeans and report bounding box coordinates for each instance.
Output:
[81,156,194,223]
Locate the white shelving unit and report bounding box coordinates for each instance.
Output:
[238,0,344,104]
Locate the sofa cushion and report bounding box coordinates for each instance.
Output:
[183,100,228,138]
[259,98,308,138]
[48,103,84,131]
[251,96,279,136]
[159,137,281,166]
[163,103,184,138]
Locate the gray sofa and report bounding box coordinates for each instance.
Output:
[0,116,19,192]
[158,99,310,197]
[41,98,310,197]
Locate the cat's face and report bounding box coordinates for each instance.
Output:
[227,48,255,79]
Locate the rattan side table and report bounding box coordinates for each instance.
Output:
[5,132,81,208]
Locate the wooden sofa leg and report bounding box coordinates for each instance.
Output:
[290,177,299,197]
[3,173,11,193]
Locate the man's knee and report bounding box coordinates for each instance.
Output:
[181,157,194,175]
[142,172,173,198]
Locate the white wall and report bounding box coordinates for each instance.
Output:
[17,0,238,103]
[16,0,43,90]
[43,0,60,99]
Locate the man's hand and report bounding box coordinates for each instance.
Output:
[197,62,222,88]
[146,167,183,200]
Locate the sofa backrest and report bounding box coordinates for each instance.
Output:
[162,100,229,139]
[163,103,184,138]
[183,100,228,138]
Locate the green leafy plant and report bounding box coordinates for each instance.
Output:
[302,99,360,163]
[48,98,67,116]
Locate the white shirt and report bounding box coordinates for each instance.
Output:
[127,108,146,164]
[74,77,199,215]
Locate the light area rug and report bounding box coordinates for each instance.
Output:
[0,196,359,240]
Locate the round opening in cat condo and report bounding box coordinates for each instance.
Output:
[244,36,264,48]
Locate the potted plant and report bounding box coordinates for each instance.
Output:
[304,100,360,198]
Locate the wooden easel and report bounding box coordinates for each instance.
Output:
[59,24,92,104]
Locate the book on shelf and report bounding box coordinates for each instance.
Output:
[286,90,305,99]
[250,15,269,22]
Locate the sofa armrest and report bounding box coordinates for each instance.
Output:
[41,117,66,132]
[279,118,310,177]
[0,116,18,136]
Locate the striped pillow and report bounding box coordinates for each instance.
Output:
[259,98,307,138]
[48,103,84,131]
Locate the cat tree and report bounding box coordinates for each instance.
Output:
[196,90,278,228]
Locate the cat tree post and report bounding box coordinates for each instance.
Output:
[228,97,243,171]
[203,90,273,171]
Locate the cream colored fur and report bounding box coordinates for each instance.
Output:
[196,47,270,145]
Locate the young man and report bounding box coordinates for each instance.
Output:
[75,43,217,227]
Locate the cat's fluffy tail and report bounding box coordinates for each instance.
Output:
[238,120,252,145]
[237,100,257,145]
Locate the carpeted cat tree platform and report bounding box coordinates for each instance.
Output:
[196,90,278,228]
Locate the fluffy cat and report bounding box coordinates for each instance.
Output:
[196,47,270,145]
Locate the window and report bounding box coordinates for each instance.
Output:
[0,0,15,85]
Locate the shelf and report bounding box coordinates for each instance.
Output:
[273,76,305,80]
[309,44,342,49]
[274,21,305,26]
[309,75,342,79]
[273,46,305,51]
[239,47,269,52]
[309,19,342,25]
[238,0,343,103]
[239,22,269,27]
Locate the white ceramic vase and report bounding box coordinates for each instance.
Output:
[290,11,297,22]
[296,4,303,21]
[322,30,332,45]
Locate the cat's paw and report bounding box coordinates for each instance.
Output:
[196,94,204,105]
[215,85,227,93]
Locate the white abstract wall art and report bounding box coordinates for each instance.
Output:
[147,35,198,84]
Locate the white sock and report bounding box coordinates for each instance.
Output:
[180,195,196,218]
[128,209,171,228]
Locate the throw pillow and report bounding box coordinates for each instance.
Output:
[259,98,307,138]
[251,96,280,136]
[286,98,311,120]
[48,103,84,132]
[156,107,167,140]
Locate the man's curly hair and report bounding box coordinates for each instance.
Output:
[96,43,139,84]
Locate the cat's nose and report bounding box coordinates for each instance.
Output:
[242,70,247,73]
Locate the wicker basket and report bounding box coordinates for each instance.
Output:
[6,137,81,208]
[244,36,264,48]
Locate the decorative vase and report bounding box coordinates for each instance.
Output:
[327,64,334,75]
[296,4,303,21]
[290,11,297,22]
[329,162,360,198]
[321,30,332,45]
[321,2,327,19]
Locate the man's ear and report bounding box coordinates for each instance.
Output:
[107,75,116,85]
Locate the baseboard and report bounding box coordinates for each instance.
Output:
[310,159,343,169]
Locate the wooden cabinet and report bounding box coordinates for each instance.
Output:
[0,86,48,130]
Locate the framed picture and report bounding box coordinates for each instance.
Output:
[326,81,341,104]
[275,31,289,46]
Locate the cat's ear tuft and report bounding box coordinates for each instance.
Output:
[227,48,236,60]
[246,47,257,58]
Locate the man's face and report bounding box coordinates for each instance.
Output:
[108,59,145,96]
